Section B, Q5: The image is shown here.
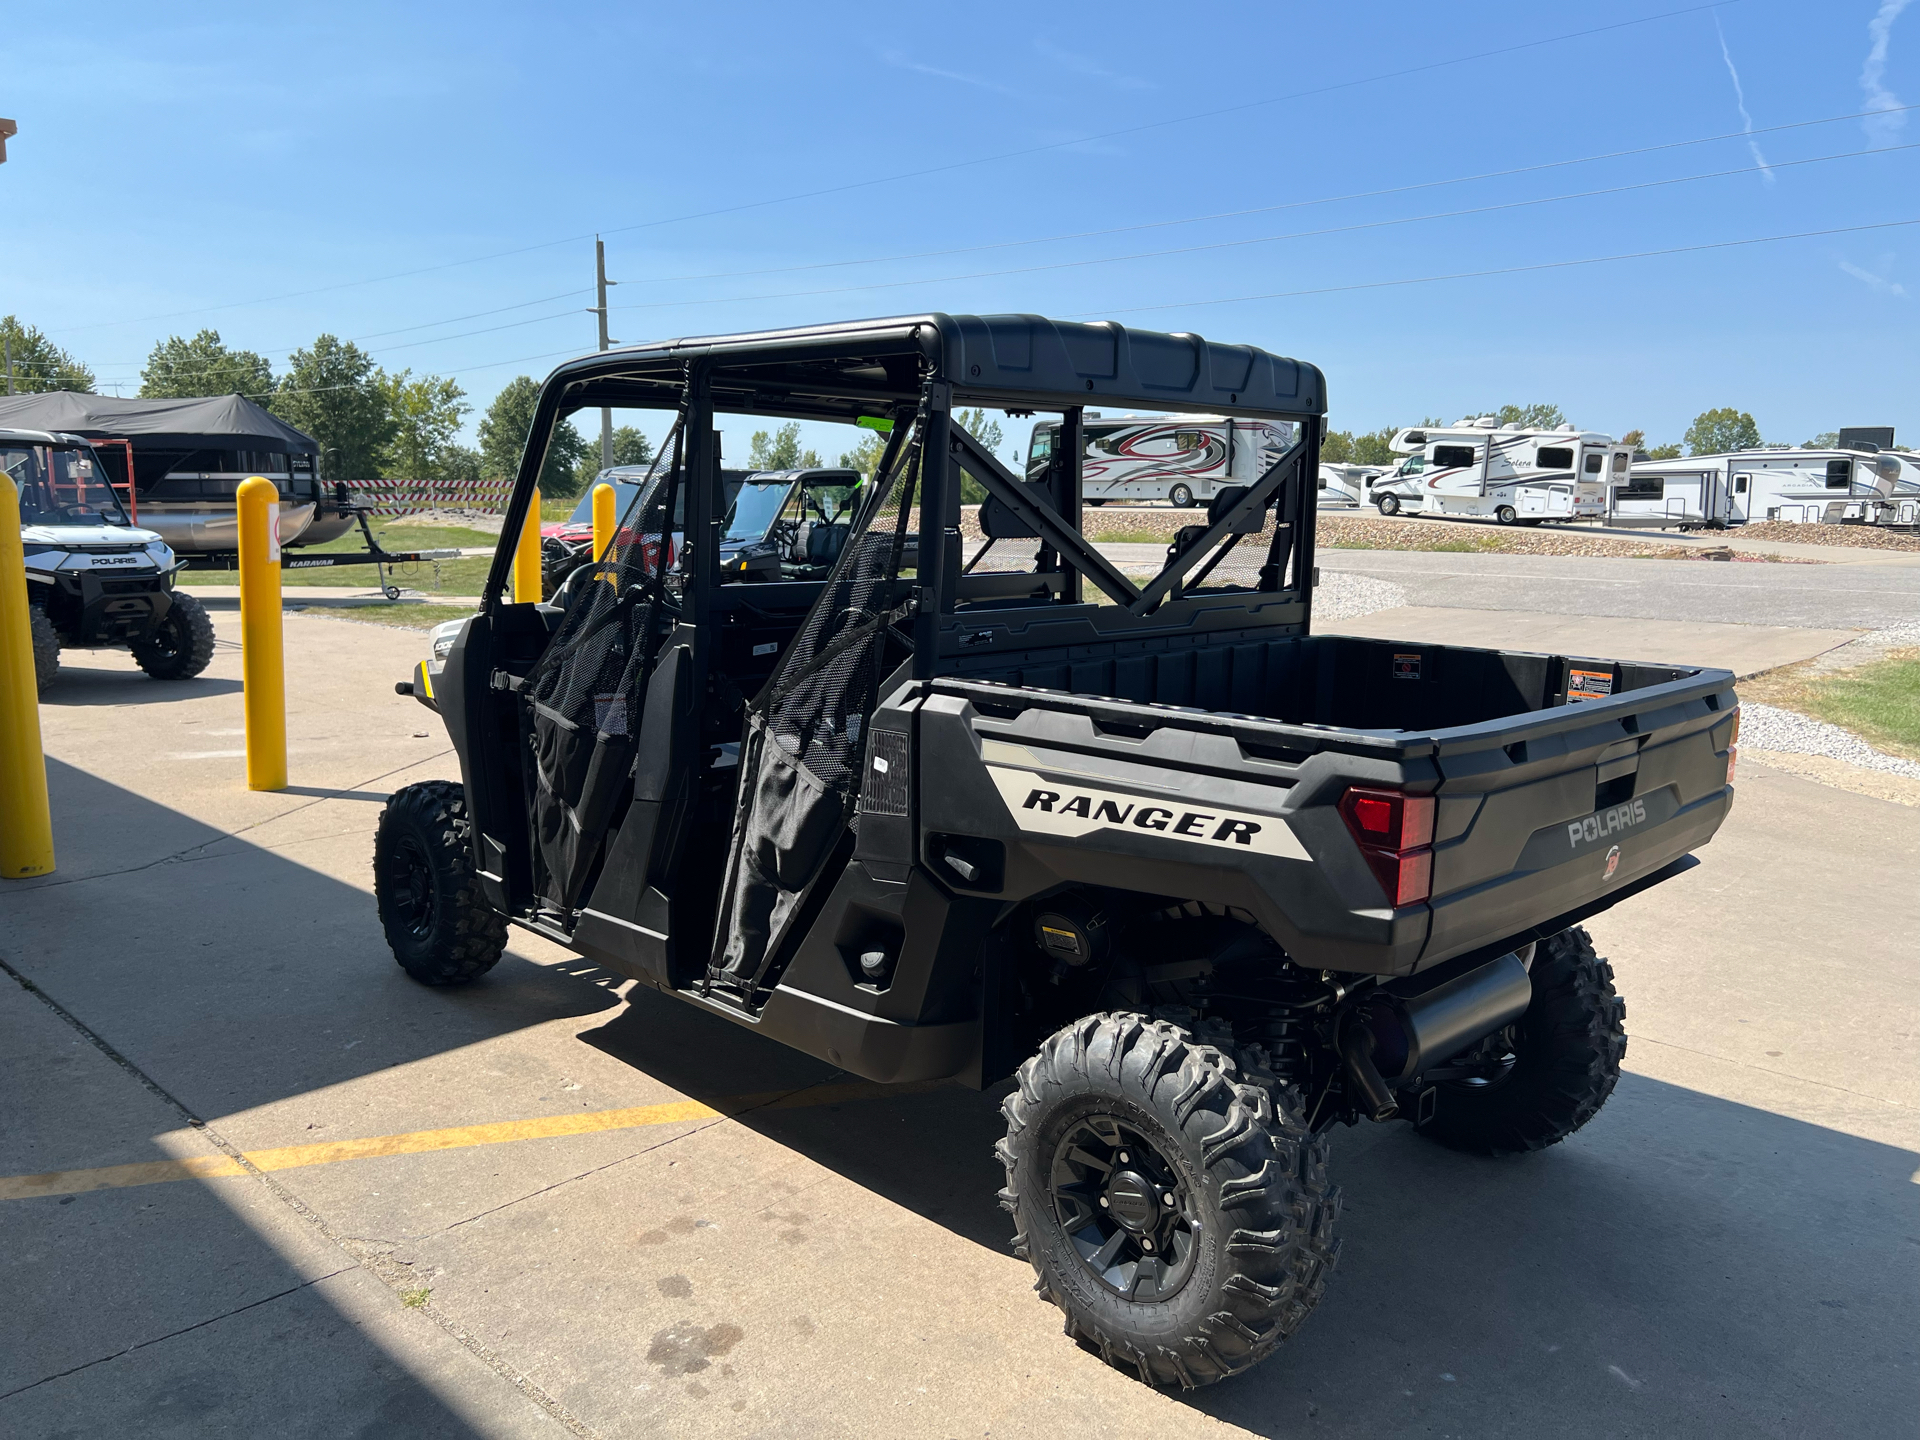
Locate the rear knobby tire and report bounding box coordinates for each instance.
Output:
[1416,926,1626,1156]
[999,1013,1341,1388]
[131,591,215,679]
[374,780,508,986]
[30,605,59,692]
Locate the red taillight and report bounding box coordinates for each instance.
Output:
[1339,786,1436,906]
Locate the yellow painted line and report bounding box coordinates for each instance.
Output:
[0,1078,948,1202]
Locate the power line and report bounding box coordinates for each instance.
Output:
[45,0,1746,337]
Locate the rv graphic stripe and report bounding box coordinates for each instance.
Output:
[985,765,1309,859]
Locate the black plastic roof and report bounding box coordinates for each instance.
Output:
[547,313,1325,420]
[0,392,319,453]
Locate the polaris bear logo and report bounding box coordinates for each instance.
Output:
[985,766,1309,860]
[1568,796,1647,848]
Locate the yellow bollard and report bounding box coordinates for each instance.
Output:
[592,482,616,564]
[0,476,54,878]
[513,485,542,603]
[237,476,286,792]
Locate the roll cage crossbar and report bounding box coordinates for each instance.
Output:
[480,314,1327,659]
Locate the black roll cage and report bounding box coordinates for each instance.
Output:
[480,315,1328,672]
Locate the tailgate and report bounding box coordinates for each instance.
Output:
[1418,667,1737,966]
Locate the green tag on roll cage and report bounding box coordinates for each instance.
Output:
[856,415,894,433]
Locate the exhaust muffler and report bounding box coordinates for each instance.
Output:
[1338,950,1534,1118]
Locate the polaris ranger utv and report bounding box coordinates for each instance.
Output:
[6,427,214,690]
[375,315,1737,1389]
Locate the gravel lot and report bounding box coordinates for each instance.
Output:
[1739,702,1920,778]
[1732,521,1920,552]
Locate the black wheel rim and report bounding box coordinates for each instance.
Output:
[385,834,438,939]
[147,614,184,661]
[1050,1112,1198,1302]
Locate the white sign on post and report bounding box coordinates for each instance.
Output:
[265,502,281,561]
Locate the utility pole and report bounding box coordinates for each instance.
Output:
[590,237,617,469]
[5,333,12,395]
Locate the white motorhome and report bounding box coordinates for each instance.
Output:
[1615,446,1920,529]
[1315,462,1387,509]
[1370,418,1623,524]
[1025,413,1297,507]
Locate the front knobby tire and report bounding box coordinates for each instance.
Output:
[373,780,508,986]
[131,591,215,679]
[1417,926,1626,1156]
[30,605,59,692]
[999,1013,1341,1388]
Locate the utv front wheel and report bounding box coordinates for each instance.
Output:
[30,605,59,692]
[374,780,508,985]
[131,591,215,679]
[1415,926,1626,1156]
[999,1014,1340,1388]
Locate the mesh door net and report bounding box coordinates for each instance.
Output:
[706,416,924,996]
[520,423,682,909]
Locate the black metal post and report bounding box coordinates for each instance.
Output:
[681,363,715,635]
[1056,405,1083,604]
[913,382,953,680]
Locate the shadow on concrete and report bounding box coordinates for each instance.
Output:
[1,761,625,1434]
[580,985,1920,1437]
[40,667,245,705]
[277,784,393,802]
[7,761,1914,1436]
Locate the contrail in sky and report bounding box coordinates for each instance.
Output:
[1714,11,1775,181]
[1863,0,1914,146]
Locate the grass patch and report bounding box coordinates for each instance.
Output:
[400,1287,431,1309]
[1739,649,1920,760]
[1087,529,1169,544]
[193,553,494,591]
[1323,535,1498,553]
[302,604,476,631]
[301,521,500,553]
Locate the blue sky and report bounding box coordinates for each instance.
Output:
[4,0,1917,459]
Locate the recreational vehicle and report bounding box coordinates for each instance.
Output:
[1315,462,1386,509]
[1615,444,1920,529]
[1025,413,1297,506]
[1369,418,1622,524]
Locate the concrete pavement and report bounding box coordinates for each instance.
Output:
[3,611,1915,1438]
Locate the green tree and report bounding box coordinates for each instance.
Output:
[1472,402,1569,430]
[380,370,468,479]
[1804,431,1840,449]
[954,409,1008,503]
[477,375,592,496]
[747,421,821,470]
[1684,407,1762,456]
[1646,442,1683,460]
[0,315,94,393]
[574,424,656,489]
[438,444,484,487]
[1348,427,1399,466]
[275,335,393,481]
[838,429,886,478]
[140,330,273,398]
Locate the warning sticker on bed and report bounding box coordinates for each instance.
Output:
[1392,653,1422,681]
[1567,668,1615,702]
